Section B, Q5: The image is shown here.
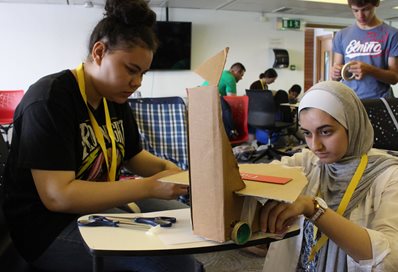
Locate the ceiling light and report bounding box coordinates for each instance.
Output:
[301,0,382,3]
[300,0,348,4]
[272,7,292,13]
[84,1,94,8]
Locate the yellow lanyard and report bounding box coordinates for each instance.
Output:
[260,80,265,90]
[76,63,117,181]
[309,154,368,261]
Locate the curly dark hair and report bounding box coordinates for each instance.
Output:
[88,0,158,58]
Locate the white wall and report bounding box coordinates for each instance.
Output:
[152,8,307,97]
[0,4,101,91]
[3,3,395,98]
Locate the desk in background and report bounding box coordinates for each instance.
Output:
[280,102,299,108]
[79,208,300,272]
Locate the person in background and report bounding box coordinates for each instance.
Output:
[247,68,278,144]
[216,62,246,96]
[203,62,246,139]
[331,0,398,99]
[288,84,302,104]
[286,84,304,142]
[2,0,203,271]
[260,81,398,271]
[249,68,278,90]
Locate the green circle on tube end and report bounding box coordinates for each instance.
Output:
[232,222,251,245]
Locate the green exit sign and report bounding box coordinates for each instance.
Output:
[281,19,301,29]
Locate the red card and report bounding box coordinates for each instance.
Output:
[240,172,292,184]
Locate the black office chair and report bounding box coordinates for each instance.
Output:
[246,89,294,161]
[361,97,398,151]
[0,136,36,271]
[274,89,293,123]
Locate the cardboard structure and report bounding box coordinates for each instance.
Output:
[160,164,307,203]
[162,48,308,243]
[185,48,247,242]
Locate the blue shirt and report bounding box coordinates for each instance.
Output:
[333,23,398,99]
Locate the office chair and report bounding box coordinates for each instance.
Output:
[0,90,24,148]
[128,97,189,170]
[0,133,34,271]
[274,89,294,123]
[246,89,294,161]
[361,97,398,151]
[0,133,7,190]
[223,95,249,145]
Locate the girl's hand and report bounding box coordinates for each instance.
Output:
[260,195,314,234]
[148,169,188,200]
[151,181,188,200]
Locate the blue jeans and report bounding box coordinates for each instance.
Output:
[32,199,203,272]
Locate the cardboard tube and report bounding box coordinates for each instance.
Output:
[231,221,251,244]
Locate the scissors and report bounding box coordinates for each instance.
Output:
[77,215,149,229]
[104,215,177,228]
[78,215,176,228]
[133,216,176,228]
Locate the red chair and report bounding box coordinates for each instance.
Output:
[0,90,24,146]
[223,95,249,145]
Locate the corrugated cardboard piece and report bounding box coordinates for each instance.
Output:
[187,86,246,242]
[194,47,228,86]
[161,163,307,204]
[187,48,246,242]
[162,48,308,243]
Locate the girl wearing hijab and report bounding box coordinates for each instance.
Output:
[260,81,398,271]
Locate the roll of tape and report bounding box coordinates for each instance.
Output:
[341,62,355,81]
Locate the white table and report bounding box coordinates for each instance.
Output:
[280,102,299,108]
[78,208,300,272]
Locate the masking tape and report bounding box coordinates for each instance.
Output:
[341,62,355,81]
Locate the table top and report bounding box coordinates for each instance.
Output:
[280,102,299,108]
[78,208,300,257]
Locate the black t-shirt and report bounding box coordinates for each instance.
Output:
[3,70,142,261]
[249,80,267,91]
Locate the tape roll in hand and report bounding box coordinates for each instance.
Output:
[341,62,355,81]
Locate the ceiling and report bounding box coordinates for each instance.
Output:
[1,0,398,21]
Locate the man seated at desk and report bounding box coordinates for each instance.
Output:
[288,84,302,104]
[203,62,246,140]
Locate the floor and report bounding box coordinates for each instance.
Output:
[195,248,265,272]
